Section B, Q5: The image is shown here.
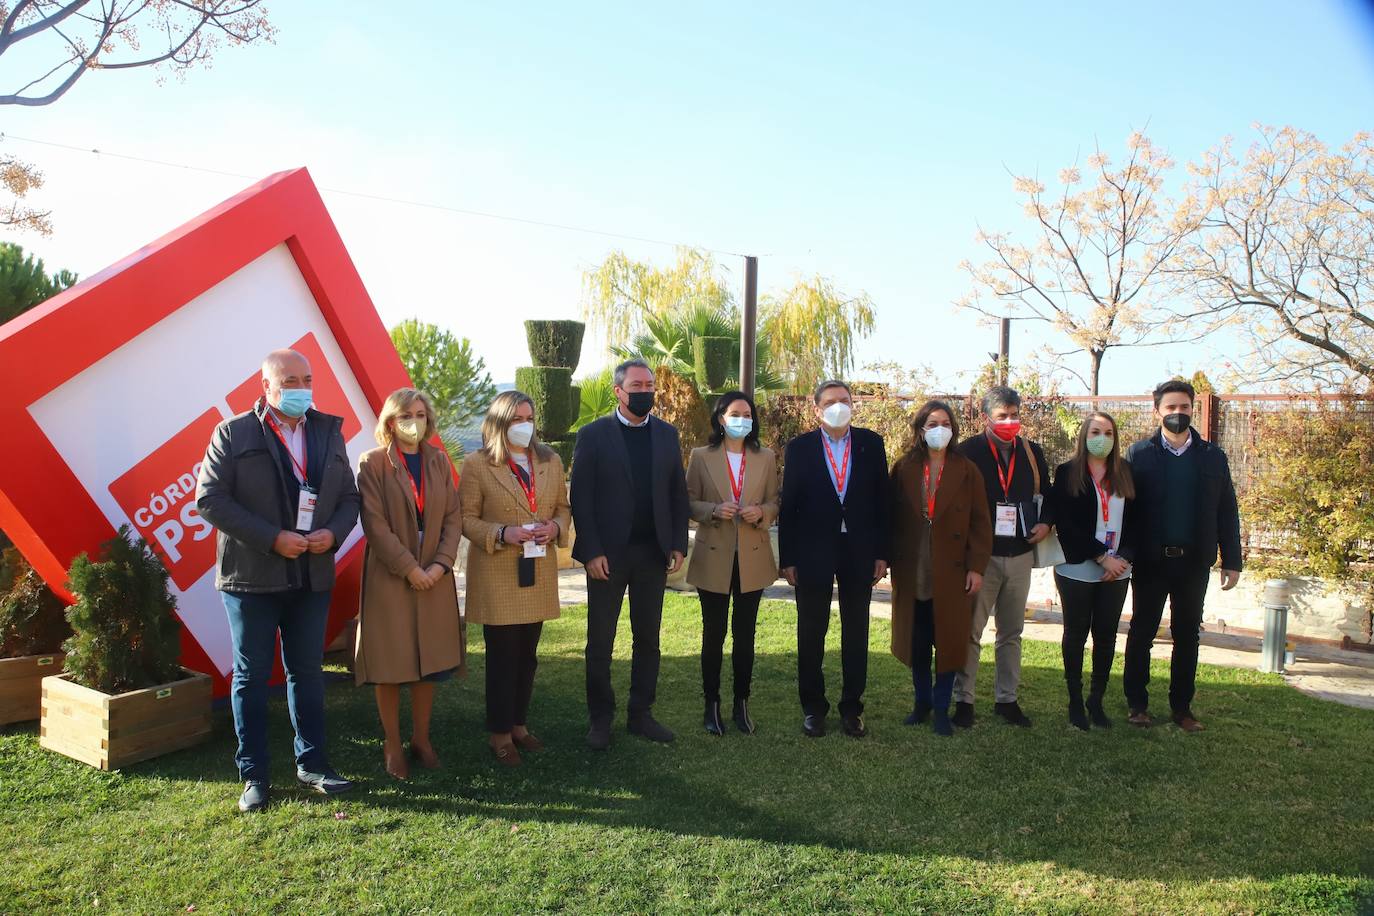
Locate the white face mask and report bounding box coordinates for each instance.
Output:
[394,418,423,445]
[821,402,852,430]
[508,421,535,448]
[923,425,953,451]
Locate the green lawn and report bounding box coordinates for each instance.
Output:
[2,594,1372,915]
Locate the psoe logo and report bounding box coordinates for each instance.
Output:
[108,409,223,591]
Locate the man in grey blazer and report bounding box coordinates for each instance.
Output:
[571,358,690,750]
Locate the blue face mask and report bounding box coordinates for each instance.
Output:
[723,416,753,440]
[275,388,313,419]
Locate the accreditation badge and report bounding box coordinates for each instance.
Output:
[995,502,1018,538]
[295,487,318,533]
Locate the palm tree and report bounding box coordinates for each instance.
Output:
[611,305,787,393]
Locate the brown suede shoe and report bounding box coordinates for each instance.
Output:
[1172,713,1205,733]
[513,732,544,752]
[490,741,522,767]
[1127,709,1154,728]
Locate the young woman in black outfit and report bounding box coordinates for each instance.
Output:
[1050,412,1138,730]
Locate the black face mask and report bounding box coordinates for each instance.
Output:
[1162,412,1191,435]
[625,391,655,418]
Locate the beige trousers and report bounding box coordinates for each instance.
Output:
[953,551,1033,705]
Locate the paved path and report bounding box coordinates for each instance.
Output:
[460,569,1374,711]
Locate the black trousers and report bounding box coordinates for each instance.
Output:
[795,563,873,718]
[1054,574,1129,697]
[698,556,763,704]
[482,622,543,733]
[585,539,667,723]
[1123,557,1211,714]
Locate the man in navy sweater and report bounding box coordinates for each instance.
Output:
[1123,380,1243,733]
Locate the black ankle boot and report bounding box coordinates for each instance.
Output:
[1086,694,1112,728]
[732,698,756,735]
[704,700,725,736]
[1067,686,1088,731]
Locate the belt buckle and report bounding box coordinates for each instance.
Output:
[1164,546,1185,558]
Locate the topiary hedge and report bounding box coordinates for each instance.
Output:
[693,336,733,393]
[568,385,581,423]
[525,320,585,372]
[62,526,182,694]
[545,437,576,470]
[514,366,574,442]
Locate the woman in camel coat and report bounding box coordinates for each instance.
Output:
[356,388,465,780]
[460,390,571,767]
[686,390,780,736]
[889,399,992,736]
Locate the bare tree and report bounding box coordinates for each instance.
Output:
[959,132,1192,394]
[0,1,274,107]
[1172,125,1374,389]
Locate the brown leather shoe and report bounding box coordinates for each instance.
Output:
[490,741,522,768]
[383,739,409,780]
[1172,713,1205,733]
[1127,709,1154,728]
[513,732,544,752]
[408,741,441,770]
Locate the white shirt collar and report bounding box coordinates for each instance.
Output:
[615,406,650,428]
[1162,430,1194,456]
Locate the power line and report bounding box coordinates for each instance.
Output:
[1,132,752,257]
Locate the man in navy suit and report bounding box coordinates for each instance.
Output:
[778,379,891,738]
[571,358,690,750]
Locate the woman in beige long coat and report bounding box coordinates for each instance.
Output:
[686,390,780,736]
[356,388,465,780]
[888,399,991,737]
[460,390,571,767]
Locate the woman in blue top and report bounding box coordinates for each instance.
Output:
[1050,412,1138,731]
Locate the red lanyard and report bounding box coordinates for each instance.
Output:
[265,411,308,483]
[1092,472,1111,525]
[508,459,537,514]
[924,459,944,520]
[985,435,1017,501]
[725,450,746,503]
[405,459,425,514]
[822,432,851,499]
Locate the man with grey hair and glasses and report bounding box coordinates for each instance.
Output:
[952,385,1054,728]
[778,379,890,739]
[571,358,689,750]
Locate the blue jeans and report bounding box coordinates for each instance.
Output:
[221,589,332,782]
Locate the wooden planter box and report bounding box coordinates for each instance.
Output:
[40,667,211,770]
[0,652,65,725]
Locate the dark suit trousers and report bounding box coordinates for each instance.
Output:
[482,622,543,734]
[1123,557,1211,714]
[585,540,668,723]
[795,555,873,718]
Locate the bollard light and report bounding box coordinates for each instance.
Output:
[1260,578,1292,673]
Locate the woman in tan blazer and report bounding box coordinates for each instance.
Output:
[356,388,465,780]
[686,390,780,736]
[460,390,571,767]
[888,400,992,736]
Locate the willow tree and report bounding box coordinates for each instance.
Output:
[581,247,733,350]
[761,275,876,391]
[958,132,1190,394]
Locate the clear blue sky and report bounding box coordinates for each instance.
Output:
[5,0,1374,392]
